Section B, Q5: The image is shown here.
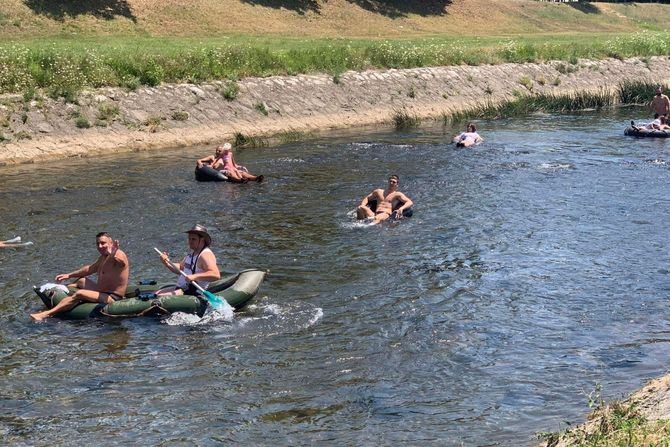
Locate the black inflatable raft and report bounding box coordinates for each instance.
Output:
[195,165,238,182]
[33,269,266,320]
[624,126,670,138]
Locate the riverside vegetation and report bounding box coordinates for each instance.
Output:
[1,32,670,98]
[538,384,670,447]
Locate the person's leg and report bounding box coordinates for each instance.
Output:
[68,277,97,290]
[374,211,391,224]
[156,286,184,297]
[30,290,110,321]
[225,169,245,182]
[357,205,374,220]
[239,171,259,181]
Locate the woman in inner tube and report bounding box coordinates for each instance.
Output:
[197,143,264,183]
[452,122,483,147]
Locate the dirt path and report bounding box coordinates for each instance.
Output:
[1,56,669,165]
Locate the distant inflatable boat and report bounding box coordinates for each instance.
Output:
[33,269,266,320]
[624,127,670,138]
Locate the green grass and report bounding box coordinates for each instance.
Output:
[538,401,670,447]
[254,102,269,116]
[444,88,620,124]
[234,132,267,148]
[277,129,315,144]
[171,110,189,121]
[97,102,119,122]
[74,114,90,129]
[1,32,670,95]
[536,384,670,447]
[218,80,239,100]
[618,80,658,105]
[392,108,420,130]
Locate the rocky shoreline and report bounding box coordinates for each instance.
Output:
[2,56,670,165]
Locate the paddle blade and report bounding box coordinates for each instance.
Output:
[202,290,227,311]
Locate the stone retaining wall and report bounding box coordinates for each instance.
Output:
[1,56,670,165]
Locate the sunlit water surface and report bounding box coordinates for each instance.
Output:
[2,109,670,446]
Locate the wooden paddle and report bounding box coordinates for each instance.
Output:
[153,247,226,311]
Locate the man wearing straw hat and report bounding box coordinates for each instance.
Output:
[155,224,220,296]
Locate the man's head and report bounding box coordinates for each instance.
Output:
[388,175,399,187]
[96,232,113,255]
[185,224,212,250]
[657,86,664,96]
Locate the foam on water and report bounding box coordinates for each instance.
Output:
[538,162,574,171]
[161,301,235,326]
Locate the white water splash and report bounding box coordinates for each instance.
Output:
[276,157,305,163]
[538,162,574,171]
[350,142,377,149]
[341,209,376,229]
[161,301,235,326]
[307,308,324,328]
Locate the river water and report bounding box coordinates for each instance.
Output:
[2,109,670,446]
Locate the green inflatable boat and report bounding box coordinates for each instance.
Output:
[33,269,267,320]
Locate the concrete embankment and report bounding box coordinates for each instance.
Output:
[1,56,670,165]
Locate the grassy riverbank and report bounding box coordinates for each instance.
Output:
[2,1,670,96]
[537,384,670,447]
[2,32,670,97]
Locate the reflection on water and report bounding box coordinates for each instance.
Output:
[2,109,670,445]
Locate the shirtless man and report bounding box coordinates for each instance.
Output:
[357,175,414,225]
[651,86,670,117]
[30,232,129,321]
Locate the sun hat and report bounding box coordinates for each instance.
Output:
[185,224,212,246]
[223,142,232,150]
